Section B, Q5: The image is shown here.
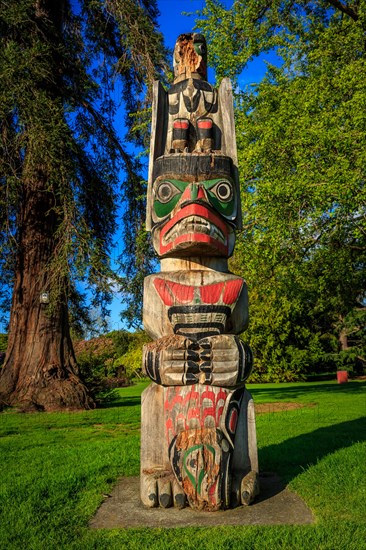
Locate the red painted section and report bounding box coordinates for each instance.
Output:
[200,282,224,304]
[229,409,238,433]
[187,408,201,421]
[174,119,189,129]
[161,203,229,242]
[197,119,213,129]
[164,386,184,410]
[197,186,206,200]
[166,280,194,304]
[164,386,230,442]
[222,279,243,304]
[208,478,218,501]
[154,276,244,307]
[180,184,207,202]
[165,387,199,442]
[165,417,174,436]
[215,388,228,421]
[153,278,174,306]
[165,387,200,414]
[201,386,216,424]
[153,277,194,305]
[181,185,192,202]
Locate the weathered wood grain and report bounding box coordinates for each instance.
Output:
[141,32,259,511]
[146,80,168,232]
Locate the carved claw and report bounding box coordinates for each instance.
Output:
[240,471,259,506]
[143,335,199,386]
[141,469,186,509]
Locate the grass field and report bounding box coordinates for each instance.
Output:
[0,379,365,549]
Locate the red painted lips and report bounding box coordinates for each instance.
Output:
[159,204,230,256]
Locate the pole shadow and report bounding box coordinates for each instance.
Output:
[249,380,366,401]
[258,416,366,498]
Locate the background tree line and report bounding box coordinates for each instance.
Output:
[0,0,365,411]
[198,0,366,380]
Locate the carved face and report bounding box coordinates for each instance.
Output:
[149,155,240,258]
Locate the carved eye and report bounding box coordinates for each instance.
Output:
[198,43,206,55]
[211,180,233,202]
[155,181,180,204]
[194,42,206,57]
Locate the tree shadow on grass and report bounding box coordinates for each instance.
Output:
[99,380,366,409]
[249,380,366,402]
[259,416,366,487]
[98,396,141,409]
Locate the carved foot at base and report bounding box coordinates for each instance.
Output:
[231,470,259,507]
[141,469,186,509]
[240,471,259,506]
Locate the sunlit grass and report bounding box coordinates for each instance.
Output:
[0,380,365,549]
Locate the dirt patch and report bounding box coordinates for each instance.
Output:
[255,402,316,414]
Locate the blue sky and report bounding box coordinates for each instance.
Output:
[156,0,278,85]
[0,1,276,336]
[0,1,278,336]
[105,0,279,333]
[106,1,279,334]
[157,0,205,45]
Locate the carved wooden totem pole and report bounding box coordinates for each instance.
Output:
[141,33,259,511]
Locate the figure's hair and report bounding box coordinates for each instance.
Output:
[153,154,234,181]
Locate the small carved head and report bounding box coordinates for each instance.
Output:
[173,33,207,81]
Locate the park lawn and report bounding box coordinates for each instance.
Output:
[0,380,365,549]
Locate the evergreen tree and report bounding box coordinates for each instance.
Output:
[198,1,366,378]
[0,0,167,410]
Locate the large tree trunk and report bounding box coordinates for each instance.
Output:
[0,175,93,411]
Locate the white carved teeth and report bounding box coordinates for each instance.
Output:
[162,216,225,245]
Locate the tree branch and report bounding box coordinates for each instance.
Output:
[82,100,136,181]
[326,0,358,22]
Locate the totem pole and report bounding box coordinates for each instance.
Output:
[141,33,259,511]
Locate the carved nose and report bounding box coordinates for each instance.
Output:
[181,183,207,203]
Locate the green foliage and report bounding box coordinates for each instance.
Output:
[0,0,168,331]
[75,337,117,397]
[200,1,366,381]
[0,380,365,548]
[74,330,151,397]
[197,0,361,82]
[109,329,152,378]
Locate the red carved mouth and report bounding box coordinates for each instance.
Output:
[159,204,230,256]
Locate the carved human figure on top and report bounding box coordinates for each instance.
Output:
[140,33,259,512]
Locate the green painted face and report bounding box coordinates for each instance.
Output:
[153,178,236,223]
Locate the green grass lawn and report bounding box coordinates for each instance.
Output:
[0,380,365,549]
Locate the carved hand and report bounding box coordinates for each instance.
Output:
[143,335,200,386]
[143,334,252,387]
[197,334,252,387]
